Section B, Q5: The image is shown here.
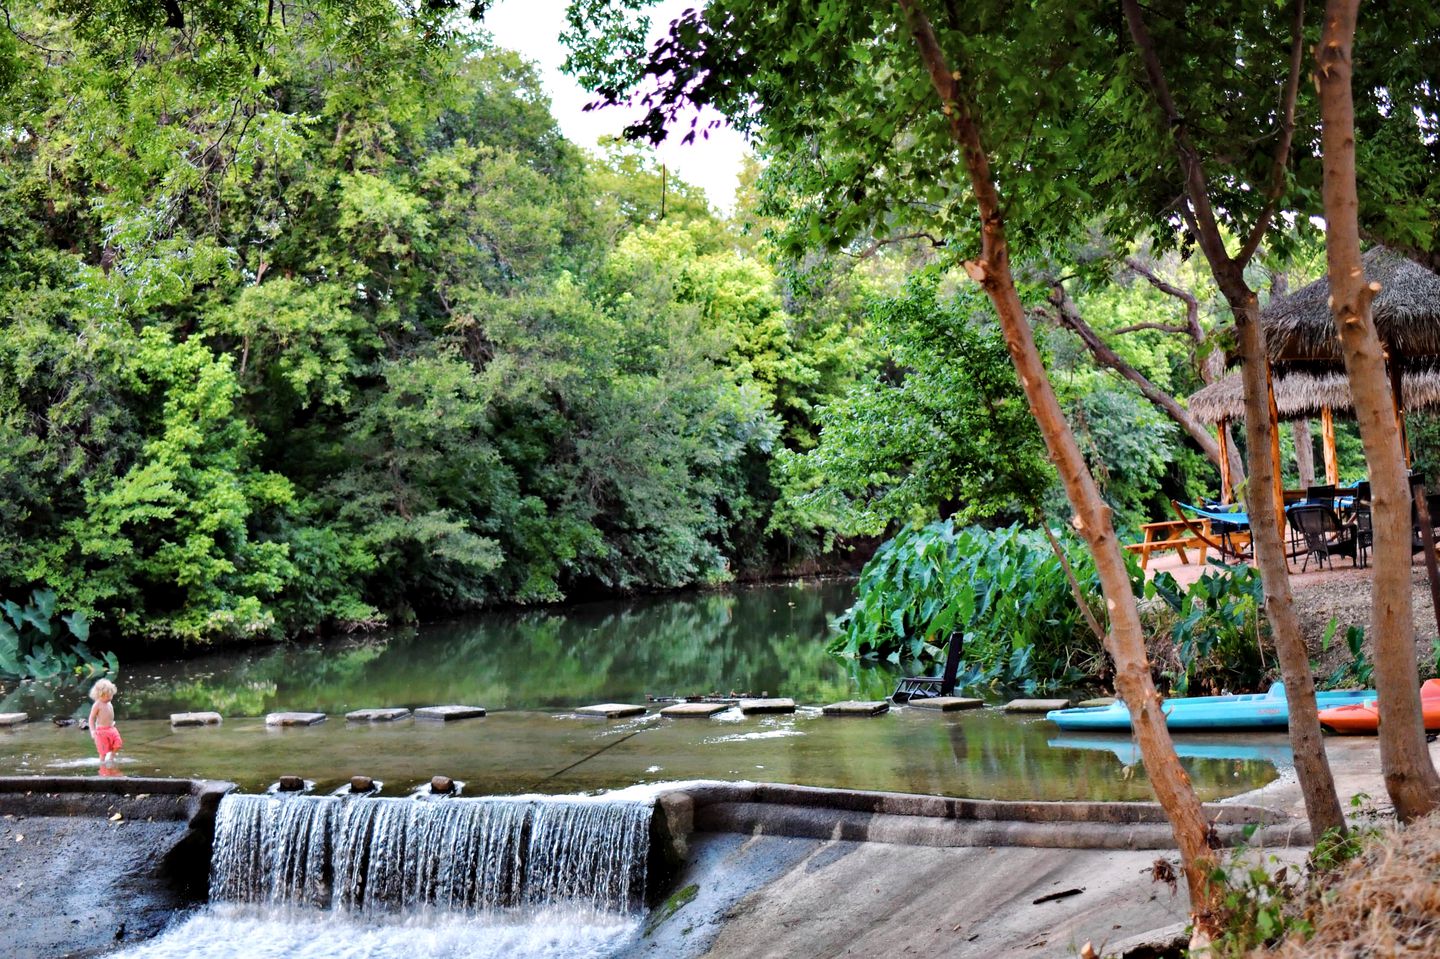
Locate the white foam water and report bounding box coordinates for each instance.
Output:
[111,904,642,959]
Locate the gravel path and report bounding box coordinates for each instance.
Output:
[1289,563,1440,677]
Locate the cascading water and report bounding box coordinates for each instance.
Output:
[116,792,657,959]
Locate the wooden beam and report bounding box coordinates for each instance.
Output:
[1320,406,1340,484]
[1390,365,1413,467]
[1217,419,1233,504]
[1266,361,1286,542]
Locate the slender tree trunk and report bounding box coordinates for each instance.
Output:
[1230,291,1348,837]
[1293,418,1316,488]
[1046,284,1227,470]
[1317,0,1440,820]
[897,0,1222,933]
[1121,0,1346,842]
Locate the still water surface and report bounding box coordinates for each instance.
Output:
[0,580,1282,800]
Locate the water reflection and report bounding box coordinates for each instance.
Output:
[0,581,1282,801]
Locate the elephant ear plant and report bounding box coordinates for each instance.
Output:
[0,589,117,684]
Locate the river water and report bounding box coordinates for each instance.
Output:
[0,580,1282,800]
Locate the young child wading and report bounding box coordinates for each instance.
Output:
[89,679,123,767]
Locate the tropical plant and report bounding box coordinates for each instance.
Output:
[1318,620,1373,690]
[1149,565,1269,695]
[830,520,1114,691]
[0,589,117,683]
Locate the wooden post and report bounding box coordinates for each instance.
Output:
[1217,419,1233,504]
[1321,406,1340,484]
[1390,363,1412,467]
[1412,483,1440,641]
[1266,362,1287,543]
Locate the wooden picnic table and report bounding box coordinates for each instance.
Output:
[1125,518,1211,570]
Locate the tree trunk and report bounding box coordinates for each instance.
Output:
[898,0,1222,933]
[1046,284,1227,470]
[1317,0,1440,820]
[1292,418,1316,488]
[1121,0,1346,842]
[1231,292,1348,838]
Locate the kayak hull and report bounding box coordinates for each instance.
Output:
[1317,679,1440,734]
[1046,683,1376,731]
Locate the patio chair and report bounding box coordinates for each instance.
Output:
[1306,483,1337,507]
[1289,504,1358,572]
[1354,506,1372,568]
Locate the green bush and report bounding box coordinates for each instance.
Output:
[0,589,117,683]
[1148,565,1268,695]
[830,520,1113,691]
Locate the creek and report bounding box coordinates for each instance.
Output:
[0,580,1283,800]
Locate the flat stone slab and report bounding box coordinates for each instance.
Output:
[265,712,327,727]
[169,712,222,727]
[346,707,412,722]
[575,703,647,718]
[907,697,984,712]
[660,702,731,718]
[413,705,486,721]
[739,698,797,715]
[1003,698,1072,713]
[0,713,29,727]
[1078,697,1118,708]
[822,701,890,717]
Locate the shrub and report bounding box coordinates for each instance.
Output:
[830,519,1112,691]
[1149,564,1269,695]
[0,589,117,683]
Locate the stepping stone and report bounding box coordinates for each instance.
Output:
[170,712,222,727]
[265,712,327,727]
[1078,698,1118,708]
[414,705,486,721]
[575,703,647,718]
[0,713,29,727]
[739,698,796,715]
[346,707,412,722]
[660,702,731,718]
[908,697,984,712]
[822,700,890,716]
[1003,698,1072,713]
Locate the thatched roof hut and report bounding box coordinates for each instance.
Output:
[1263,247,1440,368]
[1189,369,1440,425]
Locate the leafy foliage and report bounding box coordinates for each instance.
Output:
[830,520,1112,691]
[1148,566,1268,695]
[0,589,116,683]
[0,3,887,645]
[774,278,1049,537]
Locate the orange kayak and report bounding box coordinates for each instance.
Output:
[1318,678,1440,734]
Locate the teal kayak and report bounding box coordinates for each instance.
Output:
[1045,682,1375,731]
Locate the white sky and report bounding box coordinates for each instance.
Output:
[483,0,751,213]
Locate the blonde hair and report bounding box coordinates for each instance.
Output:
[90,679,117,701]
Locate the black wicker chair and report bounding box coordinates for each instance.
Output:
[1355,506,1372,568]
[1289,504,1359,572]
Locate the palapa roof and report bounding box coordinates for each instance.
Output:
[1188,368,1440,424]
[1263,247,1440,367]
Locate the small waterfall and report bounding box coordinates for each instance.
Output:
[210,793,653,916]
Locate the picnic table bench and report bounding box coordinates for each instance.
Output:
[1125,518,1211,570]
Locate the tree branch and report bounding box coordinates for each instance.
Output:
[1124,256,1204,342]
[1120,0,1233,276]
[1044,280,1225,469]
[1236,0,1307,265]
[845,231,946,261]
[1111,321,1194,336]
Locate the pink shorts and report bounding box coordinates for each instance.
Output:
[93,725,123,757]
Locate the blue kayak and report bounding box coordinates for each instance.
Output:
[1045,682,1376,731]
